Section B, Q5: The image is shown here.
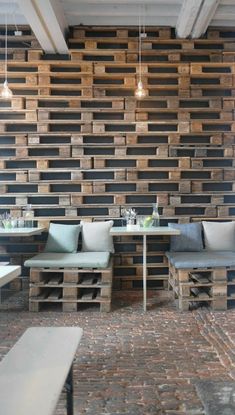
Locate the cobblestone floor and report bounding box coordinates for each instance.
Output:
[1,291,235,415]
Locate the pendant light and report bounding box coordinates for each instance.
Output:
[1,14,13,99]
[135,6,147,99]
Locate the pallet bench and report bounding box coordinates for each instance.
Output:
[166,251,235,311]
[0,327,83,415]
[0,266,21,303]
[24,252,113,312]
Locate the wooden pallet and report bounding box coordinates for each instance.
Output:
[29,258,113,312]
[0,25,235,291]
[168,264,235,311]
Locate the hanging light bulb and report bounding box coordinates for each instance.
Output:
[135,80,147,99]
[135,6,147,99]
[1,80,13,99]
[1,14,13,99]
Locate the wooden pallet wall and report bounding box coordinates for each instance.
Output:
[0,25,235,290]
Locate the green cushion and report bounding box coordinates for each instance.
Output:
[24,252,110,269]
[44,223,80,253]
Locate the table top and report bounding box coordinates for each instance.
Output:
[0,227,46,236]
[110,226,181,236]
[0,327,83,415]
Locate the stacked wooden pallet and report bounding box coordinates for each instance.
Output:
[168,265,235,311]
[29,259,113,312]
[0,25,235,290]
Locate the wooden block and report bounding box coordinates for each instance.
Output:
[136,122,148,133]
[81,182,92,193]
[179,181,191,193]
[177,269,189,282]
[178,122,190,133]
[63,287,77,298]
[26,75,38,86]
[63,302,77,312]
[210,284,227,297]
[29,302,40,312]
[211,268,227,282]
[212,297,227,311]
[30,269,42,283]
[12,98,24,110]
[205,207,216,217]
[38,184,50,193]
[100,301,111,312]
[178,298,190,311]
[179,76,190,88]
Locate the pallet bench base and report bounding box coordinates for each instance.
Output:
[166,251,235,311]
[27,255,113,312]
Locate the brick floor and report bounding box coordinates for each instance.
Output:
[1,291,235,415]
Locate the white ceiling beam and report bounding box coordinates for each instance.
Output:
[191,0,220,38]
[176,0,203,38]
[17,0,69,54]
[35,0,68,54]
[17,0,55,52]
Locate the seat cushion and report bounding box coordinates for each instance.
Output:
[24,252,110,269]
[166,250,235,269]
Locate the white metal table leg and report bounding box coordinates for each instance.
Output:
[143,234,147,312]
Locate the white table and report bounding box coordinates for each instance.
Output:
[110,226,180,311]
[0,227,46,237]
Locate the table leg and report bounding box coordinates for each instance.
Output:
[143,234,147,312]
[65,364,74,415]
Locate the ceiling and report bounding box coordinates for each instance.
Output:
[0,0,235,53]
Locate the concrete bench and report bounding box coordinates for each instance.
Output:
[0,266,21,303]
[0,327,83,415]
[166,251,235,311]
[24,252,113,312]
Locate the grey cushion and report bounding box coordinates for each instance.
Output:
[168,222,203,252]
[24,252,110,269]
[44,223,80,253]
[166,250,235,269]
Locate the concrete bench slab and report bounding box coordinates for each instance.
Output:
[0,265,21,288]
[0,327,83,415]
[195,380,235,415]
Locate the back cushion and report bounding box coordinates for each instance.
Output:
[168,222,203,252]
[81,220,114,253]
[202,221,235,251]
[44,223,80,253]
